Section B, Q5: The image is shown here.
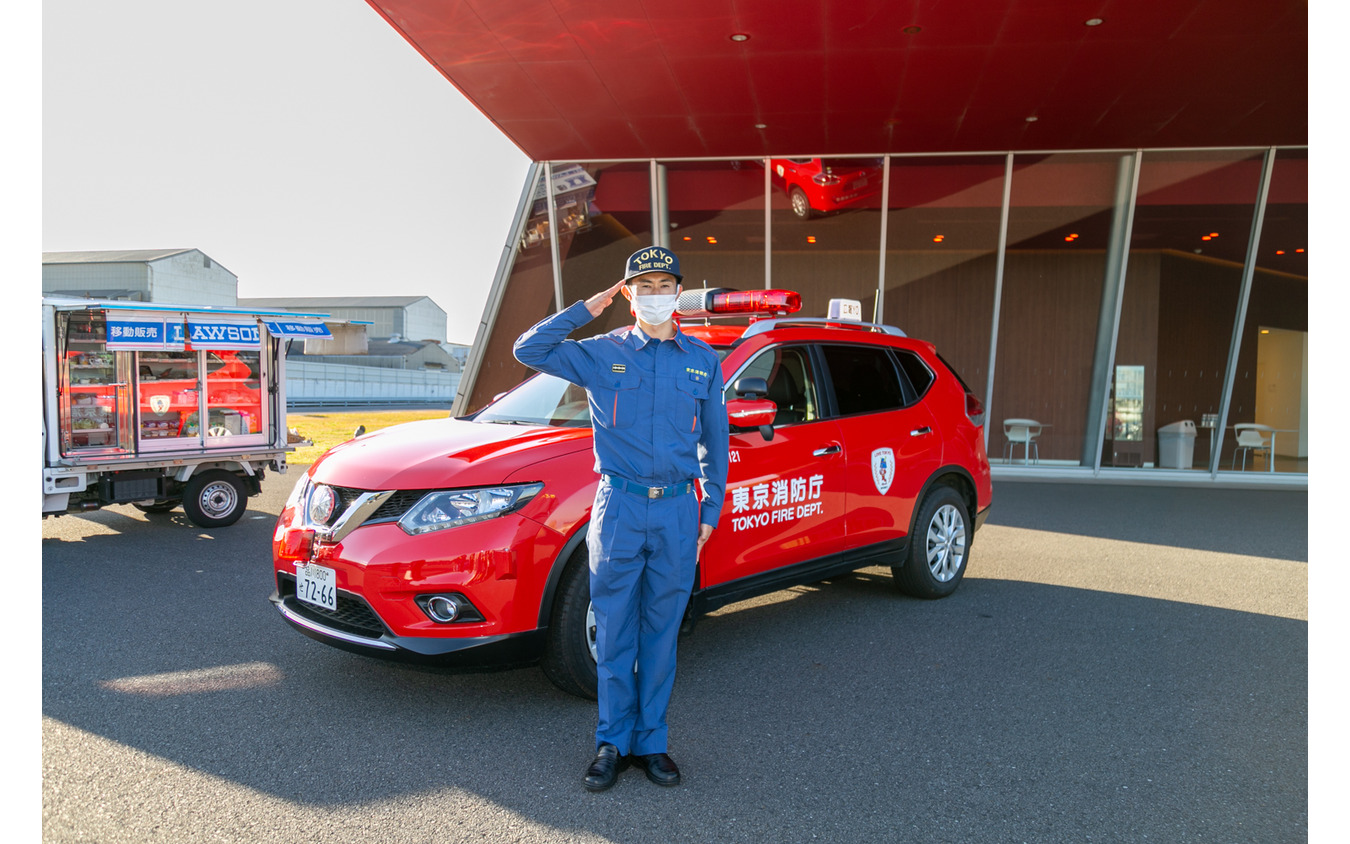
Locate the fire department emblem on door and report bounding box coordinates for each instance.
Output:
[872,447,895,495]
[149,394,170,414]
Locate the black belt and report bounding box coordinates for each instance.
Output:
[603,474,695,499]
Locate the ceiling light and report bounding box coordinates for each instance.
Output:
[1085,18,1104,26]
[1025,116,1039,123]
[730,33,749,42]
[902,26,922,34]
[754,123,767,129]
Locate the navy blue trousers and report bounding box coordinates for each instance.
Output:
[587,477,698,756]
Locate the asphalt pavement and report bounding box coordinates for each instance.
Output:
[42,473,1309,843]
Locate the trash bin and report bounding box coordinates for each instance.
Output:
[1157,420,1197,469]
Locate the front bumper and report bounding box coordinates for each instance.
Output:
[270,583,546,668]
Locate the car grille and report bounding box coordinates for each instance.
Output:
[278,572,390,639]
[330,487,430,524]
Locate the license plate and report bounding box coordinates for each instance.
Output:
[296,563,337,611]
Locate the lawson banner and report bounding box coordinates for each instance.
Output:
[106,315,335,350]
[179,318,262,350]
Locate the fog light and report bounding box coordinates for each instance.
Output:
[426,595,460,622]
[415,593,486,624]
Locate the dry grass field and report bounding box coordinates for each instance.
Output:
[285,409,450,464]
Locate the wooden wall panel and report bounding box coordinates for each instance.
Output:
[989,251,1109,462]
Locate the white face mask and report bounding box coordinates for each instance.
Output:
[632,293,679,325]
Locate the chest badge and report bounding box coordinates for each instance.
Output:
[611,364,626,373]
[872,447,895,495]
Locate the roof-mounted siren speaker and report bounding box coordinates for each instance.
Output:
[675,287,734,318]
[677,288,803,319]
[827,299,863,322]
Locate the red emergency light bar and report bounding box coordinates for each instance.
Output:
[676,288,802,320]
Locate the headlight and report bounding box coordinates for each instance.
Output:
[397,483,544,536]
[308,484,337,525]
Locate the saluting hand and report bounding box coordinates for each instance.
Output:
[585,279,628,318]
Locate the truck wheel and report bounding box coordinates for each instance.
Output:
[133,500,178,514]
[182,470,247,528]
[540,549,598,700]
[892,484,970,599]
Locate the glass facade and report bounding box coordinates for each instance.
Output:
[462,147,1308,483]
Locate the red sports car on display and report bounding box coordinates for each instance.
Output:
[770,157,884,218]
[270,290,992,698]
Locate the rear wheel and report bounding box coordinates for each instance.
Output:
[789,186,813,218]
[892,484,970,598]
[541,549,599,699]
[182,470,247,528]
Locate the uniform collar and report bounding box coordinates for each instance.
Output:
[630,321,688,351]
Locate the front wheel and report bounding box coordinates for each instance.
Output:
[892,485,970,598]
[540,549,599,700]
[182,470,248,528]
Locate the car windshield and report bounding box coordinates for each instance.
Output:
[474,373,593,428]
[475,346,732,428]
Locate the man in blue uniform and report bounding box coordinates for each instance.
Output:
[514,246,729,791]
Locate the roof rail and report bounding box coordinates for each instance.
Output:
[738,317,907,342]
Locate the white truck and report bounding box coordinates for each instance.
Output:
[42,297,334,527]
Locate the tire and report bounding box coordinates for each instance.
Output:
[892,484,970,599]
[133,500,178,514]
[789,186,813,219]
[182,470,248,528]
[540,549,599,700]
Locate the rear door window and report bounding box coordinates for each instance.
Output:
[820,344,906,416]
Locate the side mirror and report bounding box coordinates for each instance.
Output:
[728,378,776,441]
[734,377,768,399]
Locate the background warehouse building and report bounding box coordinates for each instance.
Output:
[358,0,1308,486]
[43,250,466,405]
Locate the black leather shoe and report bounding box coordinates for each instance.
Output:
[633,752,681,786]
[583,744,628,792]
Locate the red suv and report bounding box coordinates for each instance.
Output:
[770,157,884,218]
[270,290,992,697]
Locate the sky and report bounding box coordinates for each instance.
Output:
[40,0,533,345]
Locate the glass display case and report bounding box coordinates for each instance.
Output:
[136,350,200,441]
[61,313,132,454]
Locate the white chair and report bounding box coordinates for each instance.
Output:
[1002,418,1044,464]
[1231,423,1272,471]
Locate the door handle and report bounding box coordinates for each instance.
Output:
[812,444,842,457]
[910,426,932,437]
